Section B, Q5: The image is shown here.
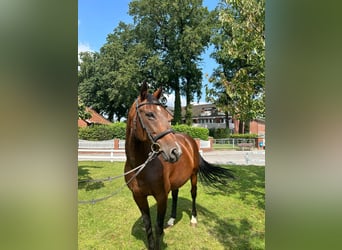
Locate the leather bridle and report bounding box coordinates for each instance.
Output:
[135,98,174,152]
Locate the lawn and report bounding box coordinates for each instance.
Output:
[78,161,265,249]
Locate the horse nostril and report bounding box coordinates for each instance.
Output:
[170,148,181,162]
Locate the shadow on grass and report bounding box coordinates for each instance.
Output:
[78,165,105,191]
[204,165,265,210]
[130,196,263,249]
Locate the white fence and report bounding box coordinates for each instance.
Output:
[78,139,125,148]
[213,138,256,150]
[78,139,211,161]
[78,139,126,162]
[78,139,264,164]
[78,138,257,162]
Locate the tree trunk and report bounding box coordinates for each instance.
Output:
[238,120,244,134]
[108,110,114,122]
[173,83,182,125]
[244,120,250,134]
[225,111,229,129]
[185,105,192,126]
[185,81,192,126]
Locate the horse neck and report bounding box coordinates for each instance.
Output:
[126,101,159,166]
[125,121,152,167]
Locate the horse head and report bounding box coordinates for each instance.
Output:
[129,82,182,163]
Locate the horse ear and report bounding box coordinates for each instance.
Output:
[140,81,148,101]
[153,87,162,99]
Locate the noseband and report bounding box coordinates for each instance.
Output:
[135,98,174,149]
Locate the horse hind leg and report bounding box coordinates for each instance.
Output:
[133,194,155,250]
[167,189,179,227]
[190,174,198,227]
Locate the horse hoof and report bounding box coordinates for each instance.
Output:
[166,218,175,228]
[190,215,197,227]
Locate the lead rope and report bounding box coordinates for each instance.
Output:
[78,150,159,204]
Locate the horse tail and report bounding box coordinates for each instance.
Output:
[198,155,235,188]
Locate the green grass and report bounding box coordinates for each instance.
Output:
[78,161,265,249]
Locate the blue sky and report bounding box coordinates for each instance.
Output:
[78,0,219,105]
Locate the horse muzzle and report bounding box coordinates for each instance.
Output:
[160,142,182,163]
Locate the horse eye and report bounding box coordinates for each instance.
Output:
[145,112,155,119]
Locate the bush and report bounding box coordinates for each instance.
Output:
[108,122,126,139]
[229,133,258,139]
[172,124,209,140]
[209,128,230,139]
[78,122,126,140]
[78,123,211,141]
[78,125,113,141]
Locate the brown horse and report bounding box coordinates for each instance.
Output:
[124,82,234,250]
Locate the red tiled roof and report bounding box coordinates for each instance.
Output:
[78,107,112,127]
[78,119,88,127]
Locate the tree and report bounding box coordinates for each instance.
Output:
[98,22,149,121]
[209,0,265,133]
[78,22,160,121]
[205,71,231,129]
[129,0,212,124]
[78,97,91,120]
[78,51,110,115]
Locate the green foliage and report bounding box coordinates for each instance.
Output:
[78,125,112,141]
[172,124,208,140]
[108,122,126,139]
[78,97,91,120]
[209,0,265,124]
[78,123,126,140]
[230,133,258,139]
[209,127,230,139]
[78,123,211,141]
[78,23,149,122]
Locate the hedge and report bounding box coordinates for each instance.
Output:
[107,122,126,139]
[172,124,209,140]
[78,122,126,141]
[209,128,230,139]
[78,123,209,141]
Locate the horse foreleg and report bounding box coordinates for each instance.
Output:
[167,189,179,227]
[133,194,155,250]
[155,194,167,250]
[190,174,198,227]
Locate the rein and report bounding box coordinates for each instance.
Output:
[78,149,159,204]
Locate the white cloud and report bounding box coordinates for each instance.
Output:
[78,42,92,54]
[164,94,209,108]
[164,94,186,108]
[78,43,93,70]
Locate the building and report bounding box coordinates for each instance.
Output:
[249,118,265,137]
[78,107,112,127]
[181,104,234,130]
[181,103,265,137]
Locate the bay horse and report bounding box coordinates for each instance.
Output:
[124,82,234,250]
